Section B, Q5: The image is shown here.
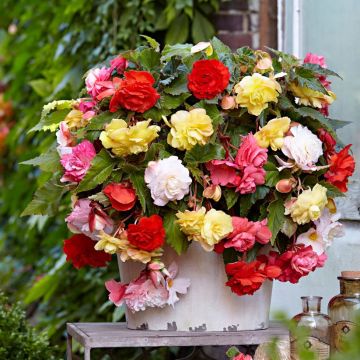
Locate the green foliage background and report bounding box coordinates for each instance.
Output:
[0,0,220,355]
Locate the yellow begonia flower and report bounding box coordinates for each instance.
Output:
[95,231,128,254]
[120,247,163,264]
[64,109,88,129]
[176,207,233,251]
[234,73,282,116]
[96,231,162,263]
[285,184,328,225]
[176,207,206,242]
[254,117,291,150]
[289,83,336,108]
[167,108,214,151]
[100,119,160,157]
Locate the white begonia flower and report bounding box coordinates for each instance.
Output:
[144,156,192,206]
[281,125,323,171]
[191,42,213,56]
[297,208,344,254]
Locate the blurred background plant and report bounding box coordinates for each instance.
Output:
[0,0,219,356]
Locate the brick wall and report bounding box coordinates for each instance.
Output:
[214,0,277,50]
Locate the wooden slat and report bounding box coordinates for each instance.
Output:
[67,322,289,348]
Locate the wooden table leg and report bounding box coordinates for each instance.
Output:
[84,346,91,360]
[66,334,72,360]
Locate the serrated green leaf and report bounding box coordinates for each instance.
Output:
[264,162,280,187]
[238,186,270,217]
[21,177,65,216]
[164,211,189,255]
[160,44,192,63]
[29,108,69,133]
[224,189,239,210]
[21,148,61,172]
[293,67,328,94]
[143,107,171,122]
[128,171,157,215]
[267,199,286,245]
[86,111,123,131]
[163,74,189,96]
[88,192,111,206]
[184,143,225,163]
[211,36,232,57]
[302,63,342,79]
[76,150,116,193]
[159,93,191,110]
[139,48,161,71]
[319,180,345,198]
[140,35,160,52]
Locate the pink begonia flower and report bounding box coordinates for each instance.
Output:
[235,165,266,194]
[234,354,253,360]
[85,66,112,99]
[206,134,267,195]
[304,53,326,67]
[148,261,166,288]
[96,77,123,101]
[165,262,191,307]
[267,245,327,284]
[78,99,96,120]
[60,140,96,183]
[65,199,113,240]
[206,159,239,186]
[105,279,127,306]
[56,121,75,155]
[225,217,271,252]
[110,56,128,73]
[235,133,268,169]
[124,275,168,312]
[304,53,331,115]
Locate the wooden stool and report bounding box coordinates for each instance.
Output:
[66,322,290,360]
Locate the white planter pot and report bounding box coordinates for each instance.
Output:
[117,242,273,331]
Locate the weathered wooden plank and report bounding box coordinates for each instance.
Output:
[67,322,290,349]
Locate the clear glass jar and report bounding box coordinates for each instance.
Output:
[291,296,331,360]
[328,271,360,354]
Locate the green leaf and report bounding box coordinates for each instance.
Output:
[21,177,66,217]
[143,107,171,122]
[238,186,270,217]
[319,180,345,198]
[29,79,52,97]
[211,36,232,57]
[163,73,189,96]
[128,171,156,215]
[76,150,116,193]
[161,44,192,63]
[163,211,189,255]
[264,162,280,187]
[25,273,60,304]
[140,35,160,52]
[184,143,225,163]
[86,111,124,131]
[88,192,110,206]
[192,10,215,43]
[293,67,328,94]
[267,199,286,245]
[139,48,161,71]
[21,148,61,172]
[29,108,69,133]
[165,14,190,45]
[223,189,239,210]
[159,93,191,110]
[302,63,342,79]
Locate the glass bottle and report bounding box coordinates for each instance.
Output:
[328,271,360,354]
[291,296,331,360]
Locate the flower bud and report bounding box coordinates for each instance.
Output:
[326,198,337,214]
[276,178,297,193]
[220,95,236,110]
[203,185,222,202]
